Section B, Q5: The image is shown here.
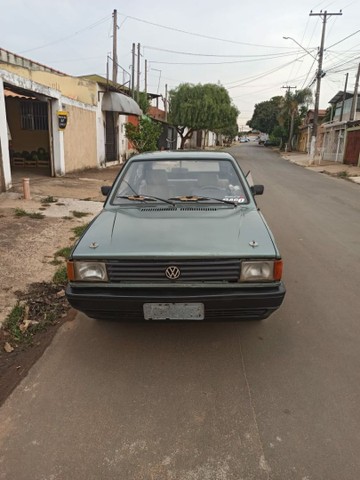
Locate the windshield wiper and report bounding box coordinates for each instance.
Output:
[169,195,238,207]
[116,195,175,206]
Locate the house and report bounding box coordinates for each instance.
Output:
[80,74,141,164]
[0,48,141,192]
[329,91,360,122]
[187,130,217,149]
[319,91,360,164]
[148,105,178,150]
[297,109,326,153]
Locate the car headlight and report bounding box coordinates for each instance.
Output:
[240,260,282,282]
[68,261,108,282]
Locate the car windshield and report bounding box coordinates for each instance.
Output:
[112,159,248,205]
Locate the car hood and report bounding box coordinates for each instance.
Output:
[73,206,278,258]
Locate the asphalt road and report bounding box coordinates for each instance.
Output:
[1,143,360,480]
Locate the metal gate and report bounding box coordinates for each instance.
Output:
[344,129,360,165]
[321,128,345,162]
[105,111,118,162]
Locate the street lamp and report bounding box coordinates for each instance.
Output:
[282,36,318,60]
[283,36,321,161]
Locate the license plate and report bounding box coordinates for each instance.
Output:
[143,303,204,320]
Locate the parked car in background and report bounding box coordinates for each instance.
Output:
[66,151,285,322]
[258,134,268,145]
[263,140,277,147]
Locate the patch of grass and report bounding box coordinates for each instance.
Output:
[14,208,27,217]
[1,282,70,351]
[71,210,90,218]
[29,212,45,219]
[41,196,58,203]
[53,266,67,285]
[337,170,349,178]
[62,216,73,220]
[14,208,44,219]
[51,247,72,268]
[50,258,63,266]
[72,223,89,238]
[54,246,72,260]
[3,304,25,342]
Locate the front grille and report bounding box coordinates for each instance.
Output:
[106,259,240,282]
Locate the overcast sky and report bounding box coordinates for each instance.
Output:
[1,0,359,127]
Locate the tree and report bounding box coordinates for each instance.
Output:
[280,88,312,151]
[247,96,283,134]
[137,92,150,115]
[322,106,332,123]
[169,83,239,149]
[125,116,162,153]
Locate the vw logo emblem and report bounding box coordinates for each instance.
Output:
[165,266,181,280]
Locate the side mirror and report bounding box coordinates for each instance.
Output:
[101,186,111,196]
[251,185,264,196]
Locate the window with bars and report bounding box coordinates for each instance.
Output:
[20,101,49,130]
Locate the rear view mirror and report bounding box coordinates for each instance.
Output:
[101,186,111,196]
[251,185,264,196]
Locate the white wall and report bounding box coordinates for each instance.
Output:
[118,114,128,162]
[0,78,11,189]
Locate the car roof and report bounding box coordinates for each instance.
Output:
[129,151,236,162]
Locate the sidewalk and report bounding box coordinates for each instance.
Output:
[280,151,360,184]
[0,164,122,216]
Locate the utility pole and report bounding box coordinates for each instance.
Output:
[164,84,168,122]
[309,9,342,160]
[112,9,118,84]
[349,63,360,121]
[136,43,141,103]
[281,85,297,93]
[131,43,135,98]
[144,59,148,94]
[339,73,349,122]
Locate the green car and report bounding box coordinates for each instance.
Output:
[66,151,285,321]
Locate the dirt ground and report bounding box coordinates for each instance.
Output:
[0,209,82,405]
[0,165,121,404]
[1,165,120,322]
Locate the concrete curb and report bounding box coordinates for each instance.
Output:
[280,152,360,185]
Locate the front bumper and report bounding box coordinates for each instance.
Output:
[65,282,286,321]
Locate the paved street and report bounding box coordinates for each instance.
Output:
[1,143,360,479]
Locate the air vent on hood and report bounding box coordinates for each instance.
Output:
[139,206,217,212]
[140,207,177,212]
[180,207,217,211]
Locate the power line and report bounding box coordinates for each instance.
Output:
[19,15,111,54]
[301,55,318,88]
[41,55,105,64]
[143,45,299,59]
[226,53,308,88]
[326,28,360,49]
[120,13,294,49]
[148,51,305,66]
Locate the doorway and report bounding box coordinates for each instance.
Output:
[105,111,118,162]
